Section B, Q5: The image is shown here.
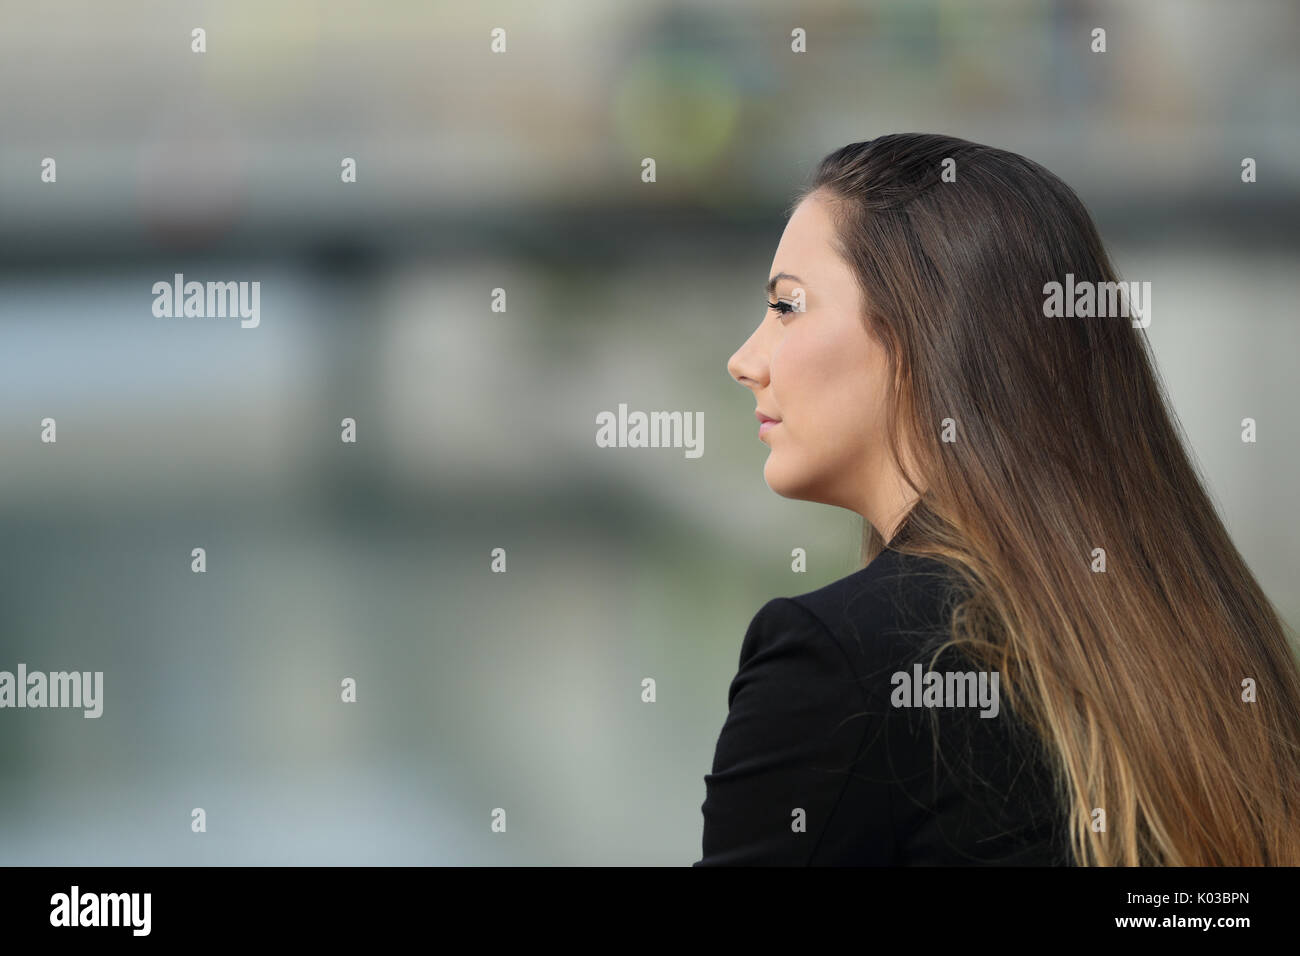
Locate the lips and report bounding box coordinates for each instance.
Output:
[755,410,780,425]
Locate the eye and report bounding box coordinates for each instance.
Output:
[767,298,796,318]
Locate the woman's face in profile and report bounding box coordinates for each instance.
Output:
[727,190,896,519]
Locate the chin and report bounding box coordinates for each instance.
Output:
[763,460,815,502]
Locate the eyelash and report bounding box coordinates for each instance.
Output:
[767,298,796,317]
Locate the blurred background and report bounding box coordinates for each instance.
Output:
[0,0,1296,864]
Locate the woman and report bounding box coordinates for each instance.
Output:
[695,133,1300,866]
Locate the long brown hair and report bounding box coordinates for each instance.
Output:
[800,133,1300,865]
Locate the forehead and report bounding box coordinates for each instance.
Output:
[771,193,848,284]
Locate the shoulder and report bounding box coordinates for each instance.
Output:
[697,551,1070,865]
[791,547,958,624]
[699,557,941,864]
[755,548,962,688]
[727,549,963,721]
[727,550,1068,865]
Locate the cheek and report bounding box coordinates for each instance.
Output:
[772,325,879,446]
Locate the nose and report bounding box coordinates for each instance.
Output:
[727,322,769,390]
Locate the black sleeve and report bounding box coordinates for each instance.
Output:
[693,597,895,865]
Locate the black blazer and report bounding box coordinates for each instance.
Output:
[694,543,1071,865]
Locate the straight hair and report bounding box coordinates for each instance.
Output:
[800,133,1300,865]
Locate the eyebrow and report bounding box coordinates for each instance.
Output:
[766,272,803,295]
